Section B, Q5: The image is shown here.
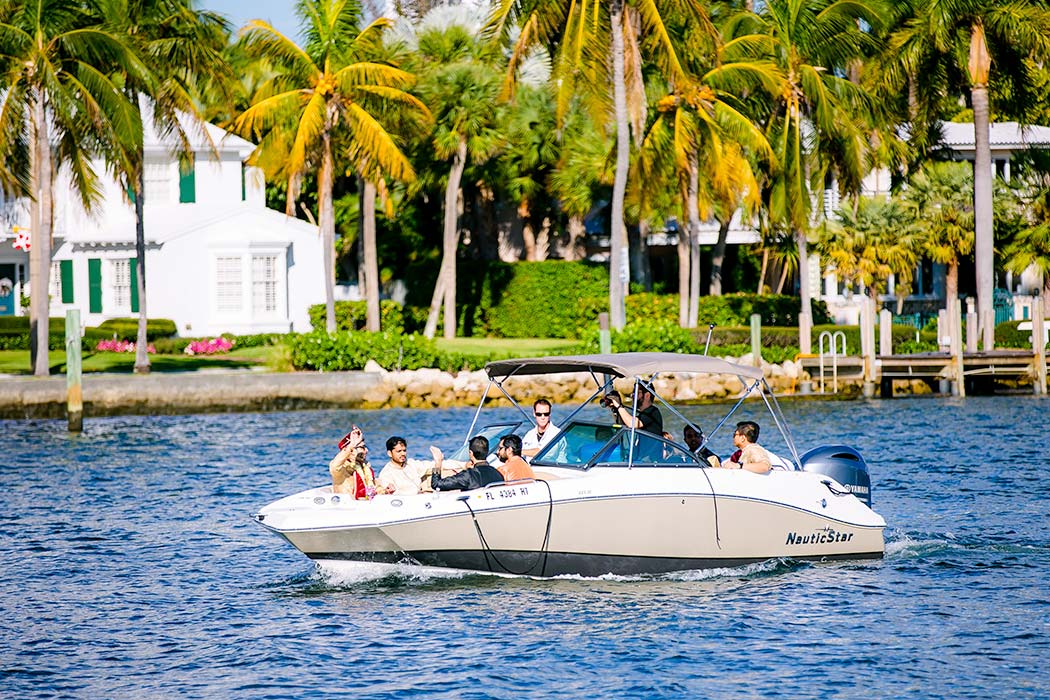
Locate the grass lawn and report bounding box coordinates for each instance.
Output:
[0,345,283,375]
[434,337,579,358]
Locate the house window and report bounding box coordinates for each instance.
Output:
[144,161,171,203]
[215,256,242,313]
[252,255,278,313]
[110,259,131,309]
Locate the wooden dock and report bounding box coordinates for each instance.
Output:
[799,350,1047,397]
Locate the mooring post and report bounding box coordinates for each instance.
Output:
[750,313,762,367]
[65,309,83,432]
[1033,295,1047,396]
[951,297,966,398]
[878,308,893,398]
[598,312,611,355]
[965,297,978,353]
[861,296,876,397]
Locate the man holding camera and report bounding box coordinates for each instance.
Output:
[603,385,663,435]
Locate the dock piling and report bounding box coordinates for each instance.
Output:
[750,314,762,367]
[65,309,82,432]
[1033,296,1047,396]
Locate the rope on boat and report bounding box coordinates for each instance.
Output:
[459,479,555,577]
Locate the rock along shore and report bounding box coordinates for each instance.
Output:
[0,355,929,419]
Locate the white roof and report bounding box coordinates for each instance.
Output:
[142,108,255,159]
[938,121,1050,150]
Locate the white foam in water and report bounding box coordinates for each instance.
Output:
[315,559,508,585]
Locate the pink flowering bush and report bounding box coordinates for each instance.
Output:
[184,337,235,356]
[95,339,155,354]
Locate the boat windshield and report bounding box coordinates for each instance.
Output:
[447,421,524,462]
[531,420,701,470]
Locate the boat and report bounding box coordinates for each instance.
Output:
[254,352,886,577]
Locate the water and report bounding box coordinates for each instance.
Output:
[1,397,1048,699]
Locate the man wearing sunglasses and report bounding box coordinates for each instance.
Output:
[522,398,560,459]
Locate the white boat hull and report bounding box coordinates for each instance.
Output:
[256,468,885,577]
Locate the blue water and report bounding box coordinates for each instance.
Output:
[2,397,1048,699]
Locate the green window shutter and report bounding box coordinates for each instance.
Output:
[129,257,139,313]
[179,157,196,203]
[88,258,102,313]
[60,260,74,304]
[241,162,246,201]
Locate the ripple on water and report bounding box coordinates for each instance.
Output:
[1,397,1048,699]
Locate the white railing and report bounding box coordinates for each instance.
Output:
[818,330,847,394]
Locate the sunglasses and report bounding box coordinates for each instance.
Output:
[534,412,550,417]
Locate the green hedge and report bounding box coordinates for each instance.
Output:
[624,292,832,328]
[287,330,485,372]
[96,317,177,341]
[151,332,285,355]
[996,319,1048,348]
[475,260,610,339]
[308,300,405,334]
[0,317,112,351]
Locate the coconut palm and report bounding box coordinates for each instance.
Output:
[888,0,1050,347]
[1000,151,1050,309]
[730,0,883,352]
[905,161,975,306]
[0,0,144,376]
[98,0,229,374]
[414,24,504,340]
[488,0,712,329]
[234,0,423,333]
[549,108,610,262]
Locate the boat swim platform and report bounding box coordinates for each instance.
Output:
[798,350,1047,396]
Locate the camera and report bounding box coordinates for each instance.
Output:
[600,391,621,409]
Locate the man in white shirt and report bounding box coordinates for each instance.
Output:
[522,398,561,459]
[376,436,443,495]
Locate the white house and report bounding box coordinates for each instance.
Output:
[0,118,325,336]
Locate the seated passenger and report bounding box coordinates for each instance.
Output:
[496,434,535,482]
[376,436,444,495]
[684,424,721,469]
[329,425,379,499]
[522,399,561,459]
[431,435,504,491]
[720,421,772,474]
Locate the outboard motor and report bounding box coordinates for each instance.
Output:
[800,445,872,508]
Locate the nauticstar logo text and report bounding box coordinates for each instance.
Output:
[785,527,854,545]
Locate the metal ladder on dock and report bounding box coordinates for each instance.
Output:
[818,330,847,394]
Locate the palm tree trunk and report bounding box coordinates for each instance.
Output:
[776,263,788,294]
[133,164,150,373]
[758,248,769,293]
[425,138,467,340]
[564,215,585,261]
[520,201,536,261]
[609,0,629,330]
[796,228,813,354]
[946,259,959,308]
[970,21,994,350]
[535,216,551,261]
[320,130,337,333]
[677,218,689,327]
[687,150,700,328]
[30,90,52,377]
[362,179,380,332]
[710,216,730,296]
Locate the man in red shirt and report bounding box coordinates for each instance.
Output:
[496,434,535,482]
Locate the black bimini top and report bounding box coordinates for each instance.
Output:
[484,352,763,381]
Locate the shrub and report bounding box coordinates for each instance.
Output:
[480,260,609,338]
[308,300,405,334]
[96,339,156,353]
[184,337,234,355]
[576,321,701,354]
[996,319,1048,348]
[96,317,177,341]
[286,330,486,372]
[625,293,679,325]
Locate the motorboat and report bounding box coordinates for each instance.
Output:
[254,352,886,577]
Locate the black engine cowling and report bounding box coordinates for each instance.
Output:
[800,445,872,508]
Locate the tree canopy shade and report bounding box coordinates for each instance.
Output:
[0,0,145,375]
[234,0,426,333]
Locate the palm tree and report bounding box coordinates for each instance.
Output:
[1000,152,1050,309]
[905,161,974,306]
[889,0,1050,347]
[488,0,712,330]
[414,24,504,340]
[732,0,883,352]
[99,0,230,374]
[549,108,610,262]
[0,0,144,376]
[234,0,423,333]
[818,197,921,312]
